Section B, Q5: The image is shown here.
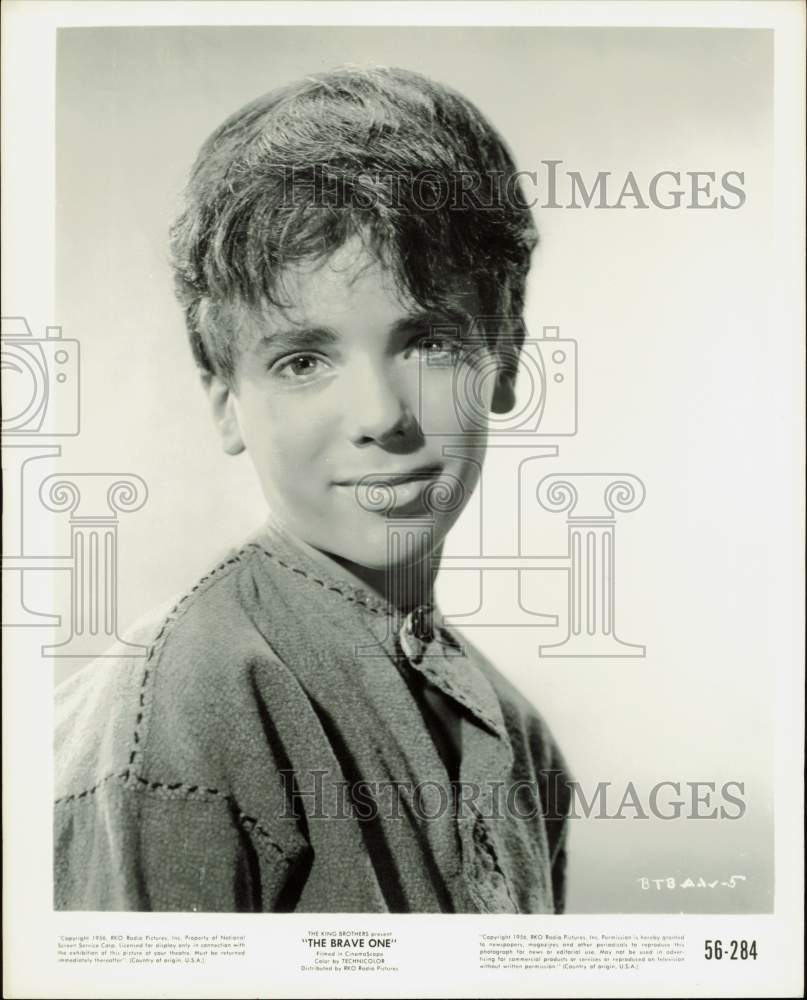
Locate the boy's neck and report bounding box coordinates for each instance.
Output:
[264,513,442,615]
[328,543,443,615]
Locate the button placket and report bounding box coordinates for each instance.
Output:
[395,618,520,913]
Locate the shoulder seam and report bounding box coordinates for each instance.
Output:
[56,546,259,804]
[55,543,307,866]
[127,545,260,772]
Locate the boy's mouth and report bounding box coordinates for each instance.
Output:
[333,464,446,514]
[333,464,443,488]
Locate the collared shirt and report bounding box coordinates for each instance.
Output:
[54,519,572,913]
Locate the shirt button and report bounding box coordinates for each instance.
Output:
[410,605,434,642]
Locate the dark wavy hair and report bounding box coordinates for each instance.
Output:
[169,65,538,383]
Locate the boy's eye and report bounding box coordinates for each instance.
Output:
[271,353,330,381]
[409,335,463,363]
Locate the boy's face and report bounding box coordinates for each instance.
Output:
[207,235,515,571]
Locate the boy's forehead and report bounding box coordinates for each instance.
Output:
[280,237,402,311]
[234,236,480,344]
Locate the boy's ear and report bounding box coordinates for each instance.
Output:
[204,373,246,456]
[490,364,517,415]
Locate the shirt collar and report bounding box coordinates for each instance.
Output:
[248,514,431,621]
[246,515,510,746]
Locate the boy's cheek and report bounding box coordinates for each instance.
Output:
[416,377,461,435]
[238,393,333,455]
[418,362,496,436]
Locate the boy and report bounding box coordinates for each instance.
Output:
[54,65,572,913]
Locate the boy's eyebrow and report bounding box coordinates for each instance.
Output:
[255,327,339,350]
[389,306,475,336]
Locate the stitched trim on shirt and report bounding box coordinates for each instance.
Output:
[127,547,257,771]
[55,550,253,806]
[123,538,397,774]
[54,769,226,805]
[247,542,398,618]
[54,770,286,857]
[55,546,296,863]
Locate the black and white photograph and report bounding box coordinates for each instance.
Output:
[2,2,804,997]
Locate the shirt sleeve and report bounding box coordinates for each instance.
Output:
[53,600,313,913]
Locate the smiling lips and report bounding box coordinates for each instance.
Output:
[334,465,444,514]
[333,464,443,488]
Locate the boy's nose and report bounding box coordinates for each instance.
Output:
[343,361,419,447]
